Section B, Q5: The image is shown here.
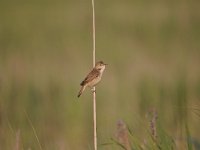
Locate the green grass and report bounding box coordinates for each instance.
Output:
[102,116,196,150]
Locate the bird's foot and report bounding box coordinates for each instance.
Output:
[91,88,96,93]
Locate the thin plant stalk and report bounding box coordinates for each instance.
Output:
[93,89,97,150]
[92,0,96,66]
[91,0,97,150]
[24,111,43,150]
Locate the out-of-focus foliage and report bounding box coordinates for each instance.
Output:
[0,0,200,149]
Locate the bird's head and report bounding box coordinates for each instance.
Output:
[95,61,107,71]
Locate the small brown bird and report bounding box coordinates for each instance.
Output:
[78,61,107,97]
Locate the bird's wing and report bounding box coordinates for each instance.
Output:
[80,69,100,86]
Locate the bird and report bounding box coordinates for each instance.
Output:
[78,61,107,98]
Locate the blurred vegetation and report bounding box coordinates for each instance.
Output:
[0,0,200,149]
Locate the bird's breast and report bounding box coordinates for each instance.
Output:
[87,76,101,88]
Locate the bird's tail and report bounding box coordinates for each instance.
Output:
[77,86,86,98]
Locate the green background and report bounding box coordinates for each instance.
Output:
[0,0,200,149]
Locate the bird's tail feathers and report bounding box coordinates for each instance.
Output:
[77,86,86,98]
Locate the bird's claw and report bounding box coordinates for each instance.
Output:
[91,88,96,93]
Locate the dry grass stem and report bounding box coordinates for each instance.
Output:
[149,109,158,141]
[13,130,20,150]
[115,120,131,150]
[24,111,43,150]
[91,0,97,150]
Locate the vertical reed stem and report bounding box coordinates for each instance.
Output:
[91,0,97,150]
[92,0,96,67]
[93,89,97,150]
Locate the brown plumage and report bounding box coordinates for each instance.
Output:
[78,61,107,98]
[80,69,100,86]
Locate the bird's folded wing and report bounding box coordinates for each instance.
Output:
[80,69,100,86]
